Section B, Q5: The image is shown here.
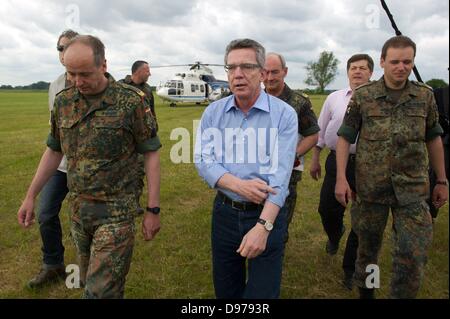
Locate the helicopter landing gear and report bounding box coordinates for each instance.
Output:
[169,102,177,107]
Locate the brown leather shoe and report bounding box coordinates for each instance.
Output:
[27,265,66,289]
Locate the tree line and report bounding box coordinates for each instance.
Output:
[0,81,50,90]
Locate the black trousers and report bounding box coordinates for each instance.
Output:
[318,150,358,275]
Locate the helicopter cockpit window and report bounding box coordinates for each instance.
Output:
[165,81,177,88]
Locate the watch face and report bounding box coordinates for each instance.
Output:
[265,222,274,231]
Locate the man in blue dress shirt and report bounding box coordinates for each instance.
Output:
[195,38,298,299]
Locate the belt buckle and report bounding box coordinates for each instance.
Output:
[231,200,239,210]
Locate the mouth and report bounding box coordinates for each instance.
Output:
[234,83,247,89]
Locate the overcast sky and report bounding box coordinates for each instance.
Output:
[0,0,448,89]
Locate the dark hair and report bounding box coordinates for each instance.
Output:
[65,35,105,67]
[381,35,416,59]
[347,54,374,72]
[57,29,79,46]
[132,60,148,74]
[224,38,265,68]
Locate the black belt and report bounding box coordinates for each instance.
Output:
[217,191,263,211]
[330,150,356,161]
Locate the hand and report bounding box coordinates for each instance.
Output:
[309,161,321,181]
[236,224,269,259]
[142,212,161,241]
[17,197,35,228]
[432,184,448,209]
[237,178,277,204]
[335,179,354,208]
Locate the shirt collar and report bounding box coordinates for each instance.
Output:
[225,90,270,113]
[345,87,353,96]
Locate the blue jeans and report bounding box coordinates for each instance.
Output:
[37,170,69,266]
[211,194,287,299]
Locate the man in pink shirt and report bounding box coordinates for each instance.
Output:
[310,54,374,290]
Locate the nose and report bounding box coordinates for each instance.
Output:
[73,75,83,88]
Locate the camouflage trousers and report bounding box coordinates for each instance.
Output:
[283,170,302,243]
[70,214,136,299]
[351,198,433,298]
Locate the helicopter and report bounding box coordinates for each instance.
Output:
[155,62,230,107]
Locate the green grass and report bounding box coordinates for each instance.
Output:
[0,90,447,299]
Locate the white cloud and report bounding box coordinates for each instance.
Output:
[0,0,448,89]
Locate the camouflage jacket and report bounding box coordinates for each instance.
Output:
[273,84,319,176]
[276,84,320,137]
[119,75,157,130]
[47,73,161,225]
[338,77,443,205]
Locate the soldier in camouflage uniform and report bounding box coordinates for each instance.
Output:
[120,60,158,215]
[335,36,448,299]
[264,52,320,243]
[17,35,162,299]
[119,60,158,129]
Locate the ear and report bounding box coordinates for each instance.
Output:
[260,68,267,82]
[284,67,288,77]
[380,57,385,69]
[102,59,108,73]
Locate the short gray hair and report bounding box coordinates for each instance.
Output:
[65,35,105,67]
[266,52,287,69]
[224,38,266,68]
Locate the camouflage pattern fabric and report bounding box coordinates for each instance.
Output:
[46,73,160,298]
[337,77,442,298]
[338,77,443,205]
[47,73,161,226]
[71,211,135,299]
[119,75,159,210]
[276,84,319,242]
[119,75,158,131]
[351,198,432,298]
[277,84,320,137]
[283,170,302,242]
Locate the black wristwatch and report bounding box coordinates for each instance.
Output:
[146,206,160,215]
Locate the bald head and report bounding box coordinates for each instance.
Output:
[64,35,105,67]
[63,35,108,96]
[264,52,288,96]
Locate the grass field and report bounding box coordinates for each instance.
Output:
[0,90,448,299]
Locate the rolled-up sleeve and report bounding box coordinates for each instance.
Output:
[46,108,62,152]
[337,97,361,144]
[132,95,162,153]
[267,108,298,207]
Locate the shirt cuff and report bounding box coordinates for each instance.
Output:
[426,124,444,141]
[136,136,162,153]
[46,134,61,152]
[267,189,284,208]
[337,125,358,144]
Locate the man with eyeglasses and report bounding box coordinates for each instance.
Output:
[26,29,79,289]
[195,39,298,298]
[263,53,319,244]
